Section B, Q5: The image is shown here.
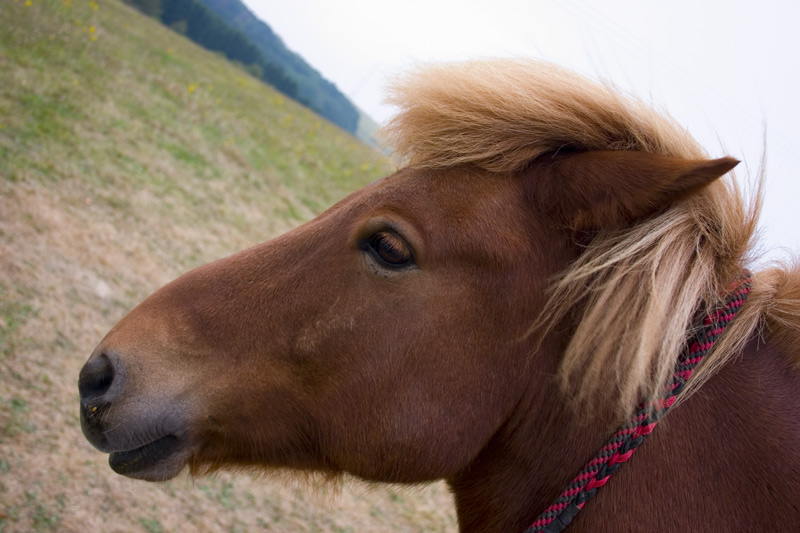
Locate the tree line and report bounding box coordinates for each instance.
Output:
[124,0,359,135]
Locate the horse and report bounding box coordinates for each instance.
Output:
[78,60,800,531]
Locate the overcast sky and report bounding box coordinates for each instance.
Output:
[241,0,799,262]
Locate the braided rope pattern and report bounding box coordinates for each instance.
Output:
[525,272,752,533]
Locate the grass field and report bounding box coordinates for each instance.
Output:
[0,1,457,531]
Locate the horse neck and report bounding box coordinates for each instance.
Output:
[447,337,800,532]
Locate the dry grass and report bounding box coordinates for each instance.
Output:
[0,1,456,531]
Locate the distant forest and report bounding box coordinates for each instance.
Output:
[123,0,360,135]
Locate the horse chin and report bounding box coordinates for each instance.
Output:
[108,435,190,481]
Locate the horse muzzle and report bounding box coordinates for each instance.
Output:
[78,349,191,481]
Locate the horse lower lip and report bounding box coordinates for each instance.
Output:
[108,435,181,475]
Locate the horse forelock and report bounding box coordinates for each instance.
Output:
[381,59,705,172]
[382,59,780,418]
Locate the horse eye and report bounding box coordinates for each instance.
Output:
[365,231,414,268]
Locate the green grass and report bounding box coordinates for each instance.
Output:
[138,517,164,533]
[18,491,61,532]
[0,0,390,219]
[0,289,37,359]
[0,396,36,441]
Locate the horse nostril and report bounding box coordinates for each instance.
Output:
[78,352,118,404]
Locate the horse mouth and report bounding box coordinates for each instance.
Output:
[109,435,185,480]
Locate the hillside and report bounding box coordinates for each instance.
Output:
[0,0,456,531]
[124,0,372,142]
[196,0,381,144]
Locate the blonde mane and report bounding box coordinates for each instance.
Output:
[383,59,800,417]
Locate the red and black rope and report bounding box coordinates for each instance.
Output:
[526,271,752,533]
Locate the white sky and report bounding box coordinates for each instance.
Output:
[242,0,799,262]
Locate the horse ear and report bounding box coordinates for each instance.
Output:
[531,151,739,229]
